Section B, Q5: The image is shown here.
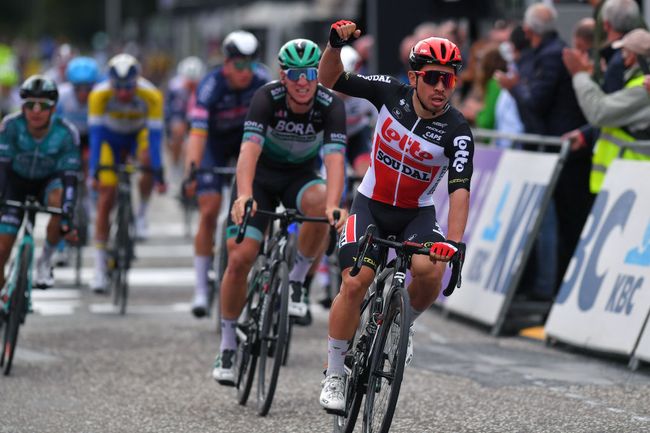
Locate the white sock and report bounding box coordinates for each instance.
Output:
[137,200,149,219]
[94,245,107,275]
[194,255,211,297]
[40,241,56,264]
[289,251,315,283]
[409,304,424,325]
[220,319,238,352]
[326,336,349,376]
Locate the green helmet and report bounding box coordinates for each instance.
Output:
[278,39,321,69]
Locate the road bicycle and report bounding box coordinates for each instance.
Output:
[72,173,89,287]
[0,197,64,375]
[234,198,338,416]
[96,164,140,315]
[331,224,465,433]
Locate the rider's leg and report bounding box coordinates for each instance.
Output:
[326,266,375,375]
[192,192,222,316]
[407,256,445,320]
[136,135,154,238]
[34,187,64,287]
[92,185,116,290]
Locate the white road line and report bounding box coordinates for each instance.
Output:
[54,267,195,286]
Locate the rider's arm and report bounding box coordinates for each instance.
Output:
[321,91,348,211]
[236,140,262,198]
[319,45,345,89]
[0,119,12,197]
[56,120,82,217]
[447,189,469,243]
[445,126,474,243]
[143,86,164,181]
[185,75,214,174]
[87,86,107,176]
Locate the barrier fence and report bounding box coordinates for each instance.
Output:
[437,129,650,369]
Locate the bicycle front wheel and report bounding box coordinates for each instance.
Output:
[256,260,289,416]
[236,259,266,406]
[2,244,32,375]
[113,201,132,315]
[363,287,411,433]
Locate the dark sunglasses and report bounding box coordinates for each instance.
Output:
[415,70,456,88]
[112,80,136,90]
[74,84,94,93]
[233,59,253,71]
[23,100,55,110]
[285,67,318,82]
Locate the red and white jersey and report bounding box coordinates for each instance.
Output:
[333,72,473,209]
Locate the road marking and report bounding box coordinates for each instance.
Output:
[53,267,195,286]
[89,302,192,314]
[15,347,59,363]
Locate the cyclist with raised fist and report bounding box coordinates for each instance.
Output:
[318,20,473,412]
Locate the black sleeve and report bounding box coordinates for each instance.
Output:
[0,159,9,198]
[333,72,403,112]
[241,87,273,147]
[444,123,474,194]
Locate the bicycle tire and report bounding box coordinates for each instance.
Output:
[363,288,410,433]
[256,260,289,416]
[332,290,376,433]
[2,244,31,375]
[116,199,133,315]
[236,257,266,406]
[73,181,88,287]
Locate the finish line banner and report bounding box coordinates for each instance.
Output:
[443,149,559,325]
[546,160,650,356]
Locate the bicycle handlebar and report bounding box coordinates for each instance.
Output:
[350,225,466,297]
[2,199,64,216]
[235,198,340,247]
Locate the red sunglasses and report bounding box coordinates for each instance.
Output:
[415,70,456,88]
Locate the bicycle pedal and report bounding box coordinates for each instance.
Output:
[324,407,346,417]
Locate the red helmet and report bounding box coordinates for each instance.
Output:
[409,37,462,73]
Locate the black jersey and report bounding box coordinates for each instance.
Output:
[241,81,347,170]
[333,72,474,208]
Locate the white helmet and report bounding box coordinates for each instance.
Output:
[222,30,259,59]
[340,45,360,73]
[177,56,206,81]
[108,53,140,81]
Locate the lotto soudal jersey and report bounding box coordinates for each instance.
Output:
[333,72,474,208]
[241,81,347,169]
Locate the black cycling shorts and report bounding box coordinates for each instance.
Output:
[338,193,445,272]
[0,171,62,235]
[225,163,325,242]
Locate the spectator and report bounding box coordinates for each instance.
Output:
[495,3,588,299]
[563,28,650,194]
[475,46,508,131]
[573,18,596,55]
[599,0,645,94]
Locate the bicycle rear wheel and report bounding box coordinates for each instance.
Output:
[333,290,376,433]
[1,244,31,375]
[363,287,410,433]
[256,261,289,416]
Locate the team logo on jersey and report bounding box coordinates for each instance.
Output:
[376,149,431,181]
[244,120,264,133]
[361,75,390,83]
[391,107,403,119]
[452,135,471,172]
[424,131,442,141]
[379,117,433,161]
[330,132,347,143]
[275,120,316,135]
[274,109,288,118]
[339,214,357,247]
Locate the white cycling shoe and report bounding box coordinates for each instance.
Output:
[34,257,54,289]
[320,374,346,413]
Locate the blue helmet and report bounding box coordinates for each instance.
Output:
[66,56,100,84]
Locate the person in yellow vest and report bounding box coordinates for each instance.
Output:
[562,28,650,193]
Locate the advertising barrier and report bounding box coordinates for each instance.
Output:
[545,160,650,356]
[443,148,561,331]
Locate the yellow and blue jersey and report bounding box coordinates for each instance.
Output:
[87,77,163,180]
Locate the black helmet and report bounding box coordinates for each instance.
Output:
[222,31,259,59]
[19,75,59,103]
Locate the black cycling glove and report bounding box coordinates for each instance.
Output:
[329,20,357,48]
